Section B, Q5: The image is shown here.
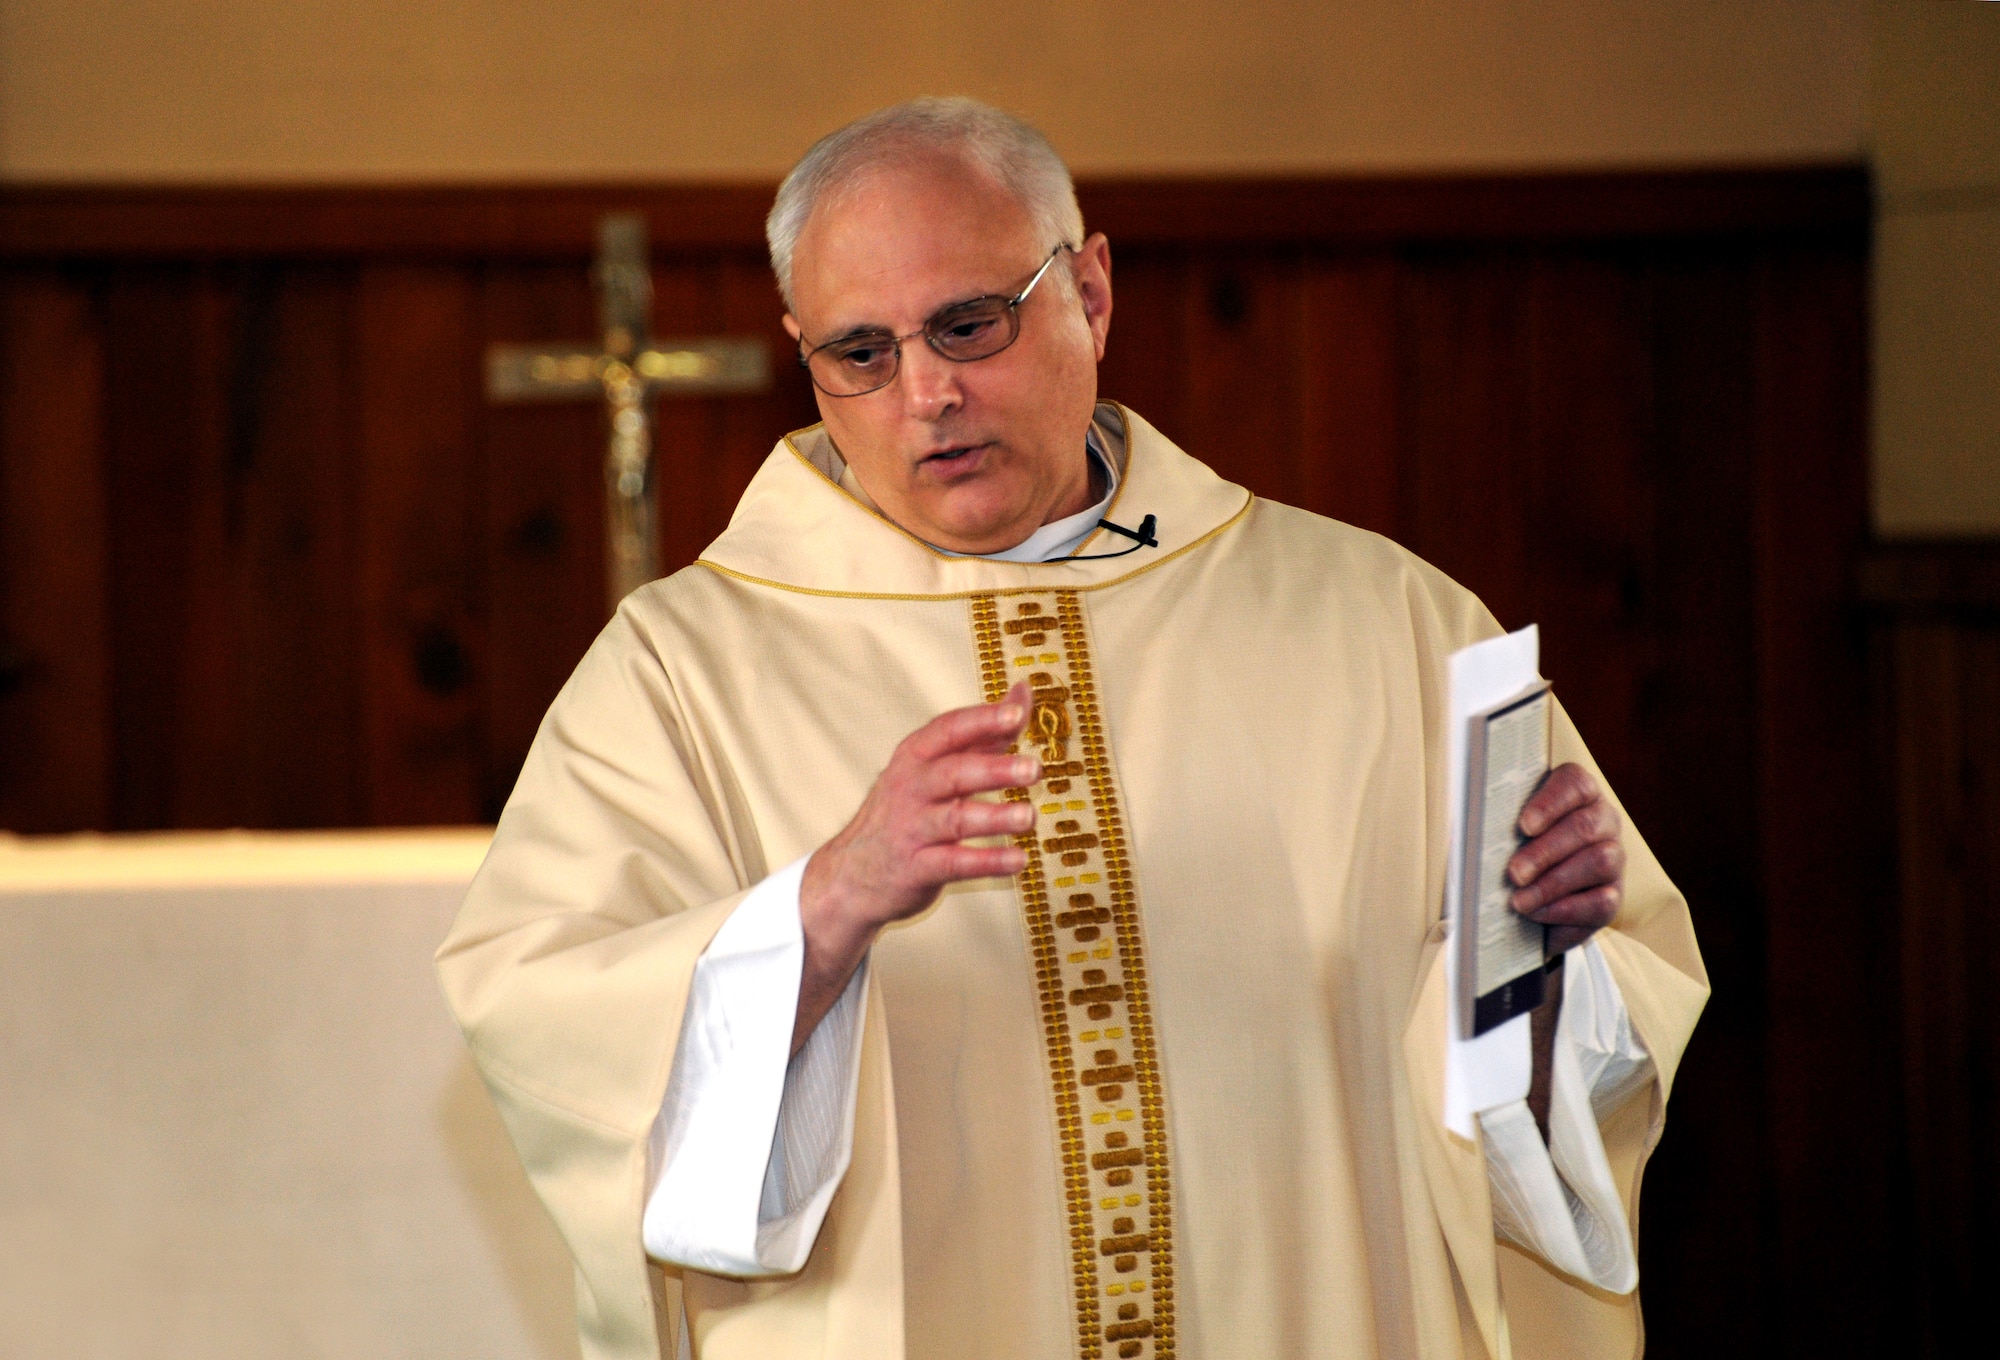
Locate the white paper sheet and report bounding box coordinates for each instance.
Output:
[1443,624,1542,1138]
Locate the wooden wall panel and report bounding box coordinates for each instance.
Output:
[645,252,822,578]
[1862,543,2000,1357]
[1298,256,1399,537]
[478,261,611,815]
[1520,255,1653,784]
[1625,258,1777,1358]
[649,257,731,580]
[102,267,225,829]
[1401,253,1535,629]
[1094,248,1190,455]
[48,265,369,831]
[231,267,364,828]
[713,253,819,542]
[354,265,484,825]
[1888,615,1973,1354]
[0,270,110,831]
[1753,251,1900,1358]
[1181,251,1309,509]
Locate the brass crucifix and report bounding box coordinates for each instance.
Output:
[486,214,771,612]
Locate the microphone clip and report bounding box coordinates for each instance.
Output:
[1071,513,1160,561]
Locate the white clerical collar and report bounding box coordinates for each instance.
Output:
[940,430,1120,564]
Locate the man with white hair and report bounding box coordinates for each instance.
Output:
[439,98,1705,1360]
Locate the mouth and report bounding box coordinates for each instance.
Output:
[916,441,992,478]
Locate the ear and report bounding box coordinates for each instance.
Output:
[782,314,803,343]
[1071,234,1113,362]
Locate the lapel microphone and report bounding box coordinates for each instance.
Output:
[1072,513,1159,561]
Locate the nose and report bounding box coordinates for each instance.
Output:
[898,340,963,422]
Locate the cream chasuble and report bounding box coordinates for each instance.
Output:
[438,403,1708,1360]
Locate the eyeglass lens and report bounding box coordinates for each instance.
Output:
[806,296,1020,397]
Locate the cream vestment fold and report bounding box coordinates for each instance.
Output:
[645,431,1650,1295]
[438,403,1709,1360]
[648,878,1646,1326]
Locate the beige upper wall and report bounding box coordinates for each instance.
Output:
[0,0,1866,180]
[19,0,1996,537]
[1871,1,2000,537]
[1872,0,2000,200]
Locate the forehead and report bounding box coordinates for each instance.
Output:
[791,153,1043,331]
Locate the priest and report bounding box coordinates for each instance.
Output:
[437,97,1707,1360]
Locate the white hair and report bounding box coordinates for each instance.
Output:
[766,96,1085,312]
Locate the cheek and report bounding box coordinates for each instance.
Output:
[818,399,890,464]
[990,319,1093,405]
[1026,331,1100,426]
[1042,307,1102,387]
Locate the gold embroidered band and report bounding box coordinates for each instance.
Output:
[973,591,1176,1360]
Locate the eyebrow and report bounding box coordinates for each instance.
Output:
[819,321,897,346]
[814,289,1009,347]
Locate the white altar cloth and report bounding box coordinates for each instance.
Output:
[0,827,578,1360]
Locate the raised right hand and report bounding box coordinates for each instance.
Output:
[791,681,1039,1050]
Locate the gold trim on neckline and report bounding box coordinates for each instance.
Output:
[690,495,1251,604]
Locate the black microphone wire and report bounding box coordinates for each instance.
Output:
[1069,514,1159,561]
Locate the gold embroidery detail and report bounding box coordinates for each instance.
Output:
[1031,683,1073,763]
[971,590,1176,1360]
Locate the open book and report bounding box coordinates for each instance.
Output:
[1456,679,1553,1038]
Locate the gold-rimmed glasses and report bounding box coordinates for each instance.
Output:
[797,244,1070,398]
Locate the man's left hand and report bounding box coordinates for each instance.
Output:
[1507,763,1624,953]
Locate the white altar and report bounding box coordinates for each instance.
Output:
[0,828,578,1359]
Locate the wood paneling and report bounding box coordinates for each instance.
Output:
[101,266,218,828]
[225,266,362,829]
[1752,251,1899,1356]
[1625,256,1776,1357]
[1862,542,2000,1357]
[0,170,1886,1359]
[0,167,1867,257]
[1400,254,1538,630]
[1299,257,1399,537]
[479,260,614,818]
[0,270,111,831]
[354,265,484,826]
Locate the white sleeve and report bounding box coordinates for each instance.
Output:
[641,855,870,1276]
[1477,938,1654,1293]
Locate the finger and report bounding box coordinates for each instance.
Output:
[920,795,1036,845]
[985,681,1034,750]
[1519,763,1602,838]
[902,682,1033,763]
[1519,883,1621,939]
[1547,923,1602,954]
[1511,836,1625,912]
[1508,797,1620,887]
[911,840,1030,885]
[917,751,1043,802]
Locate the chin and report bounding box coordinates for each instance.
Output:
[952,506,1054,555]
[929,520,1020,554]
[915,482,1023,550]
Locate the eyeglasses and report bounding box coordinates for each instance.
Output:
[797,245,1070,398]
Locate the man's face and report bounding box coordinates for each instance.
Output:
[783,154,1113,554]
